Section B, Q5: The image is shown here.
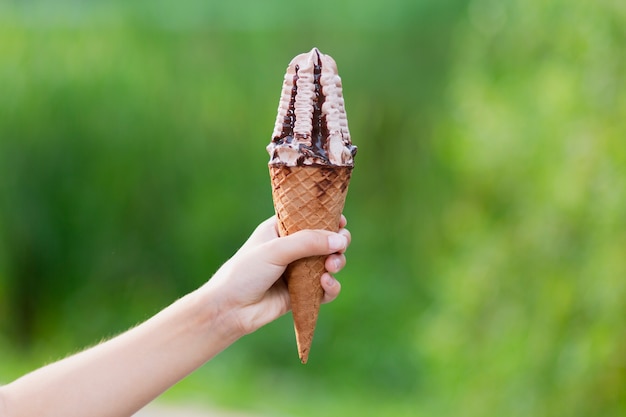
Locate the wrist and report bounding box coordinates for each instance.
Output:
[188,284,245,349]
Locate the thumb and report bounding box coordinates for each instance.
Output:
[259,230,349,268]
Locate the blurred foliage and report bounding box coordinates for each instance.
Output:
[1,0,626,416]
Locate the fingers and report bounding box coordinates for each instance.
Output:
[241,214,350,256]
[261,229,349,267]
[336,227,351,254]
[321,273,341,304]
[339,214,347,228]
[325,253,346,274]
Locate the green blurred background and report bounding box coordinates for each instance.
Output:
[1,0,625,415]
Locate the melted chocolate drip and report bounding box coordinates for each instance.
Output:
[276,65,299,144]
[308,50,329,162]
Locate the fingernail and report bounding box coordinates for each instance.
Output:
[324,274,337,287]
[328,234,346,252]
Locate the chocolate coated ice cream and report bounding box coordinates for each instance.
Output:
[267,48,357,167]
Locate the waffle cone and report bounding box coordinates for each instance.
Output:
[269,164,352,363]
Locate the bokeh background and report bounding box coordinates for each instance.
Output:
[1,0,625,415]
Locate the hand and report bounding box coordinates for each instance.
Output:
[201,215,351,336]
[0,216,351,417]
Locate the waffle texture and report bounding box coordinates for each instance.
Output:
[269,165,352,363]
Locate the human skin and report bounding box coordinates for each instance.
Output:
[0,215,350,417]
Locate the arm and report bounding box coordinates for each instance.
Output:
[0,216,350,417]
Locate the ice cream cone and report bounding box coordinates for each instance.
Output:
[269,164,352,363]
[267,48,356,363]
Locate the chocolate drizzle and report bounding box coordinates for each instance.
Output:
[305,50,329,163]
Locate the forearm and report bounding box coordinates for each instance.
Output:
[1,287,241,417]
